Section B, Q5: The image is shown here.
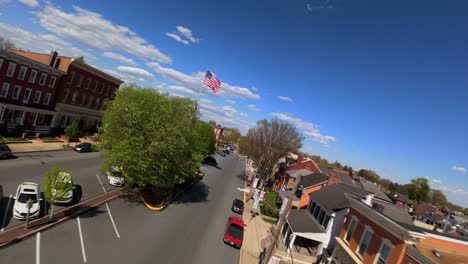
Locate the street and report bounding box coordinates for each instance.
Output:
[0,151,245,264]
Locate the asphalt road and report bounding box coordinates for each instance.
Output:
[0,153,245,264]
[0,150,113,229]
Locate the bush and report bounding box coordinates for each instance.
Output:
[91,143,101,152]
[261,191,279,218]
[65,122,81,139]
[0,123,8,137]
[10,125,23,137]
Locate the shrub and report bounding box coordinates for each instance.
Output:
[64,122,81,139]
[91,143,101,152]
[261,191,279,217]
[0,123,8,137]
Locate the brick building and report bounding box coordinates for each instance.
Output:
[13,50,122,132]
[0,49,66,135]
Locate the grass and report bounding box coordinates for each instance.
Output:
[0,137,29,143]
[39,137,63,142]
[262,217,278,225]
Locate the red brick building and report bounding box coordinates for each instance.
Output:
[0,50,66,135]
[13,50,122,132]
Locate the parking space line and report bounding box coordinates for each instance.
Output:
[77,217,88,263]
[1,194,13,232]
[36,232,41,264]
[96,173,107,193]
[105,203,121,238]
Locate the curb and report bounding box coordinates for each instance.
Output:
[12,148,73,155]
[141,176,202,211]
[0,188,121,248]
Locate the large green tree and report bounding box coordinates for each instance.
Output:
[194,120,217,154]
[100,85,203,187]
[408,178,430,202]
[222,127,242,143]
[357,169,380,183]
[430,189,448,207]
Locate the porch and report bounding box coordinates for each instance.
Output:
[0,104,58,136]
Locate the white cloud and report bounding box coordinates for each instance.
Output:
[248,104,260,112]
[430,178,442,184]
[0,23,93,59]
[277,96,293,101]
[19,0,38,7]
[117,66,154,80]
[176,26,199,43]
[35,5,172,63]
[146,62,260,100]
[270,112,337,146]
[198,100,254,133]
[252,86,258,92]
[103,51,136,65]
[452,166,466,173]
[168,85,196,95]
[222,105,237,117]
[0,0,10,5]
[165,32,189,45]
[240,112,248,117]
[226,99,236,104]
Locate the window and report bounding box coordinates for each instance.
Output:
[38,114,45,123]
[1,83,10,97]
[23,88,32,104]
[357,227,373,257]
[18,66,27,80]
[0,58,3,70]
[309,202,316,215]
[376,240,393,264]
[93,80,98,92]
[313,205,321,219]
[33,91,42,103]
[80,94,86,106]
[71,91,78,104]
[318,210,326,224]
[87,95,94,107]
[105,85,110,96]
[345,217,358,243]
[13,85,21,100]
[77,75,84,87]
[39,73,48,86]
[62,88,70,103]
[68,71,75,84]
[7,62,16,77]
[49,76,56,88]
[85,78,91,89]
[322,215,331,229]
[29,70,38,83]
[99,83,104,94]
[28,113,35,122]
[95,98,100,109]
[43,93,51,105]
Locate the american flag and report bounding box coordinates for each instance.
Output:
[203,71,221,93]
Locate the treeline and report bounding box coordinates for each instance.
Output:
[302,153,468,215]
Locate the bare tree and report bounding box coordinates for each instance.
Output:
[239,119,303,182]
[0,36,16,51]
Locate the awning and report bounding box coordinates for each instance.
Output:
[287,209,327,242]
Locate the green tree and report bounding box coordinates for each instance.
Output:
[208,120,217,126]
[64,122,81,139]
[43,164,76,219]
[430,189,448,207]
[357,169,380,183]
[100,85,203,187]
[408,178,430,202]
[222,127,242,143]
[194,120,217,154]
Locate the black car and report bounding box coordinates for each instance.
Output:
[74,143,93,153]
[231,198,244,214]
[203,156,218,166]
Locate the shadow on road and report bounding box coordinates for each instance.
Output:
[0,197,14,229]
[0,155,18,161]
[173,180,210,205]
[77,207,107,218]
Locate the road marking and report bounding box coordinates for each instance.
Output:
[96,174,120,238]
[1,194,13,232]
[77,217,87,263]
[36,232,40,264]
[96,173,107,193]
[105,203,120,238]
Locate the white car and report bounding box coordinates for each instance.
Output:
[107,167,125,187]
[13,182,41,220]
[52,172,75,204]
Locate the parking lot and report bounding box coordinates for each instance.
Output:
[0,152,245,264]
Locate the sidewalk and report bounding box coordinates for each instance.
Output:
[6,137,96,153]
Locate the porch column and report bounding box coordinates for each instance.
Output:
[0,105,6,124]
[287,234,297,254]
[50,114,57,128]
[20,111,26,125]
[33,112,39,126]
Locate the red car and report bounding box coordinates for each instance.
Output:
[223,216,244,248]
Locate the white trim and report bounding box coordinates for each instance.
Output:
[6,62,16,77]
[68,71,75,84]
[87,95,94,107]
[80,94,86,106]
[18,65,27,80]
[23,88,32,104]
[85,78,91,90]
[344,215,358,244]
[48,76,56,88]
[33,91,42,104]
[39,73,47,86]
[12,85,21,100]
[1,82,10,98]
[71,91,78,104]
[76,74,84,87]
[0,58,4,70]
[373,239,394,264]
[43,93,51,105]
[356,225,374,258]
[29,70,38,83]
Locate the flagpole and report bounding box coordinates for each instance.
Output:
[195,68,209,111]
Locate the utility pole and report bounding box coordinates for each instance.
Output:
[263,174,302,264]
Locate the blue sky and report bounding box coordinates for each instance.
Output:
[1,0,467,207]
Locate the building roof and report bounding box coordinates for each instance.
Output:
[319,166,355,185]
[398,221,468,243]
[300,172,328,188]
[287,209,325,233]
[389,192,410,203]
[359,179,392,202]
[309,183,369,212]
[451,215,468,225]
[372,199,413,225]
[406,246,437,264]
[286,169,314,179]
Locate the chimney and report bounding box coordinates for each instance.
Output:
[363,193,374,206]
[54,58,61,69]
[48,51,58,67]
[327,173,341,186]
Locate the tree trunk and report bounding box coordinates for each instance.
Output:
[49,204,55,220]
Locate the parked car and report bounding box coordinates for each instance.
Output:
[231,198,244,214]
[203,156,218,166]
[223,216,245,248]
[51,172,76,204]
[74,143,93,153]
[0,184,3,206]
[222,149,230,155]
[0,143,12,159]
[107,167,125,187]
[13,182,41,220]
